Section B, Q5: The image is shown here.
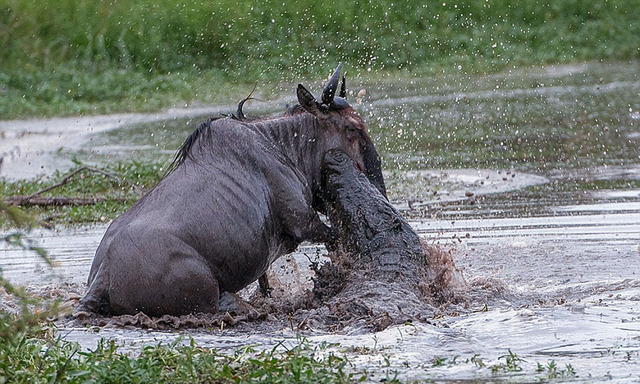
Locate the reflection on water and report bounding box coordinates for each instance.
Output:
[2,62,640,381]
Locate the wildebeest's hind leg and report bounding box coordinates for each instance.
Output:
[109,254,221,317]
[157,256,221,316]
[80,226,222,317]
[75,262,111,316]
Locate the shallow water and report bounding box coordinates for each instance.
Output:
[2,62,640,382]
[2,198,639,381]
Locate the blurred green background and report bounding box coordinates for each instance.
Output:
[1,0,638,118]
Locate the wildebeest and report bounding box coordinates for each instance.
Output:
[76,64,386,317]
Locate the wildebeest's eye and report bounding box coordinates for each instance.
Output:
[344,125,357,133]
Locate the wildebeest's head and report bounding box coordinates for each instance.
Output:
[297,63,387,199]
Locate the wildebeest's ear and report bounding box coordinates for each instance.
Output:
[297,84,324,116]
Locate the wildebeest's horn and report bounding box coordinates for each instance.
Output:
[236,98,248,120]
[321,63,342,105]
[339,74,346,98]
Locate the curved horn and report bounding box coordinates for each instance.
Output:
[236,99,248,120]
[321,63,342,105]
[339,74,346,98]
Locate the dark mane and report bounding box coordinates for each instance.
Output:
[282,104,306,116]
[166,117,219,174]
[165,103,309,176]
[237,102,306,121]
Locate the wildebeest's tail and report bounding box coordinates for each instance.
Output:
[74,263,111,316]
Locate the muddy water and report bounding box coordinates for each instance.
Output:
[2,62,640,382]
[2,198,639,382]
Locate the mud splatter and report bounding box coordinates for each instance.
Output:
[61,239,468,334]
[295,241,468,332]
[276,149,471,332]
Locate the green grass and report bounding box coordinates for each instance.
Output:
[1,316,583,384]
[0,160,166,225]
[1,0,639,119]
[0,335,366,384]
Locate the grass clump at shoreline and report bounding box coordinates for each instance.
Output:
[0,161,166,225]
[1,335,365,384]
[1,0,639,119]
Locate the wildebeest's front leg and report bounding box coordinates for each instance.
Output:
[258,274,272,297]
[269,166,331,245]
[255,167,330,298]
[278,193,331,244]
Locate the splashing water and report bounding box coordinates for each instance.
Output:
[1,62,639,381]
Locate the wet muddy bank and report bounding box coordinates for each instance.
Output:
[0,105,237,181]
